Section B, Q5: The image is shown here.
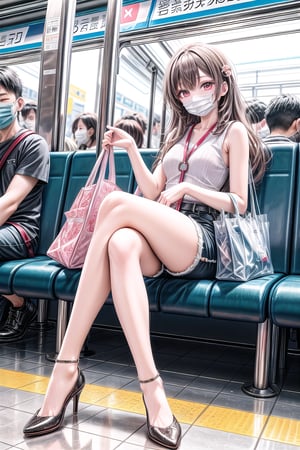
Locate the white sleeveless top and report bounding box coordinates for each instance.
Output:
[162,125,230,203]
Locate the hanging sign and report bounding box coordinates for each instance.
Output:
[149,0,294,27]
[0,0,294,54]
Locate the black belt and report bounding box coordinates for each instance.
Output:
[180,202,218,216]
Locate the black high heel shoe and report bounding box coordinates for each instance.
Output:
[140,373,182,449]
[23,359,85,438]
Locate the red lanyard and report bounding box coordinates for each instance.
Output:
[176,122,217,211]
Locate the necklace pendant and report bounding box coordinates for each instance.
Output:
[178,161,189,172]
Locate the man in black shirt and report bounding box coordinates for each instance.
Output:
[0,66,49,342]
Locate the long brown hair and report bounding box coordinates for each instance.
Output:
[157,42,270,182]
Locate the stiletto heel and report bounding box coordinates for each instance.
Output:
[140,373,182,449]
[23,359,85,438]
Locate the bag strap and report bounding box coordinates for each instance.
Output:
[0,129,35,170]
[85,145,116,187]
[248,167,261,217]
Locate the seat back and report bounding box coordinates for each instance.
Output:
[289,143,300,274]
[255,143,298,273]
[37,151,73,254]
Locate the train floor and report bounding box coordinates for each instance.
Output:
[0,323,300,449]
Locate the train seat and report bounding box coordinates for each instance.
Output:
[0,152,72,297]
[11,151,98,300]
[269,143,300,341]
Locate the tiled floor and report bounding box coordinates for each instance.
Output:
[1,323,300,449]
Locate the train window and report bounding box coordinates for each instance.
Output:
[4,4,299,150]
[11,62,40,104]
[66,48,101,138]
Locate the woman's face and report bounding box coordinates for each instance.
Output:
[176,70,215,102]
[74,118,94,147]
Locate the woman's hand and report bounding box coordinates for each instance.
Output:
[157,183,187,206]
[102,126,136,151]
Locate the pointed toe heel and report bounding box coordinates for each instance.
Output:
[23,359,85,438]
[142,396,181,449]
[140,374,182,449]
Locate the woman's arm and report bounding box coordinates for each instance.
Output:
[103,126,166,200]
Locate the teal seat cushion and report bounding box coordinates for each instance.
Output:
[12,257,63,299]
[210,273,283,322]
[158,278,214,316]
[53,268,81,301]
[54,271,160,311]
[270,275,300,327]
[0,259,33,294]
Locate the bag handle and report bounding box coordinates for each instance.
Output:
[227,190,259,221]
[248,167,261,216]
[226,164,260,219]
[85,146,116,187]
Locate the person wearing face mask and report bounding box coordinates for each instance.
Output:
[246,99,269,139]
[0,66,49,342]
[263,94,300,144]
[23,43,270,448]
[71,112,98,150]
[19,102,37,131]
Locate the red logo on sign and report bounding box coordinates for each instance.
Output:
[121,3,140,23]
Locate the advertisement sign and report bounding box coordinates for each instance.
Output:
[0,0,294,54]
[149,0,293,27]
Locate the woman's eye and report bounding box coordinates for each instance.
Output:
[177,90,189,99]
[201,82,214,90]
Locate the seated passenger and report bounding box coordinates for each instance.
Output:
[114,115,144,147]
[151,114,161,148]
[121,112,147,147]
[23,42,269,449]
[246,99,268,139]
[264,94,300,143]
[0,66,49,342]
[72,112,98,150]
[19,102,37,131]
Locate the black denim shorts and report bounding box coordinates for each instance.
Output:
[180,210,217,280]
[154,206,217,281]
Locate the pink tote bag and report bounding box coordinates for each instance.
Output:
[47,147,121,268]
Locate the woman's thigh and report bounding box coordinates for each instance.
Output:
[99,192,200,275]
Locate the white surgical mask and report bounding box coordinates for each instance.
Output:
[182,92,216,117]
[75,129,89,147]
[24,119,35,131]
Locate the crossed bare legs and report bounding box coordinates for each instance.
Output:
[24,191,199,446]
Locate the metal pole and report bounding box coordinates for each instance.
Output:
[96,0,122,156]
[37,0,76,151]
[147,66,158,148]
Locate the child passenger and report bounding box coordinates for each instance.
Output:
[23,42,269,448]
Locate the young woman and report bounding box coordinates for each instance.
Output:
[23,42,269,449]
[72,112,98,150]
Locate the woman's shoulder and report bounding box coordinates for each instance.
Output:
[225,120,247,139]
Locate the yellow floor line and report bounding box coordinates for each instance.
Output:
[1,368,300,446]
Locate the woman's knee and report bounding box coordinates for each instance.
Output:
[108,228,141,264]
[101,191,129,212]
[95,191,130,225]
